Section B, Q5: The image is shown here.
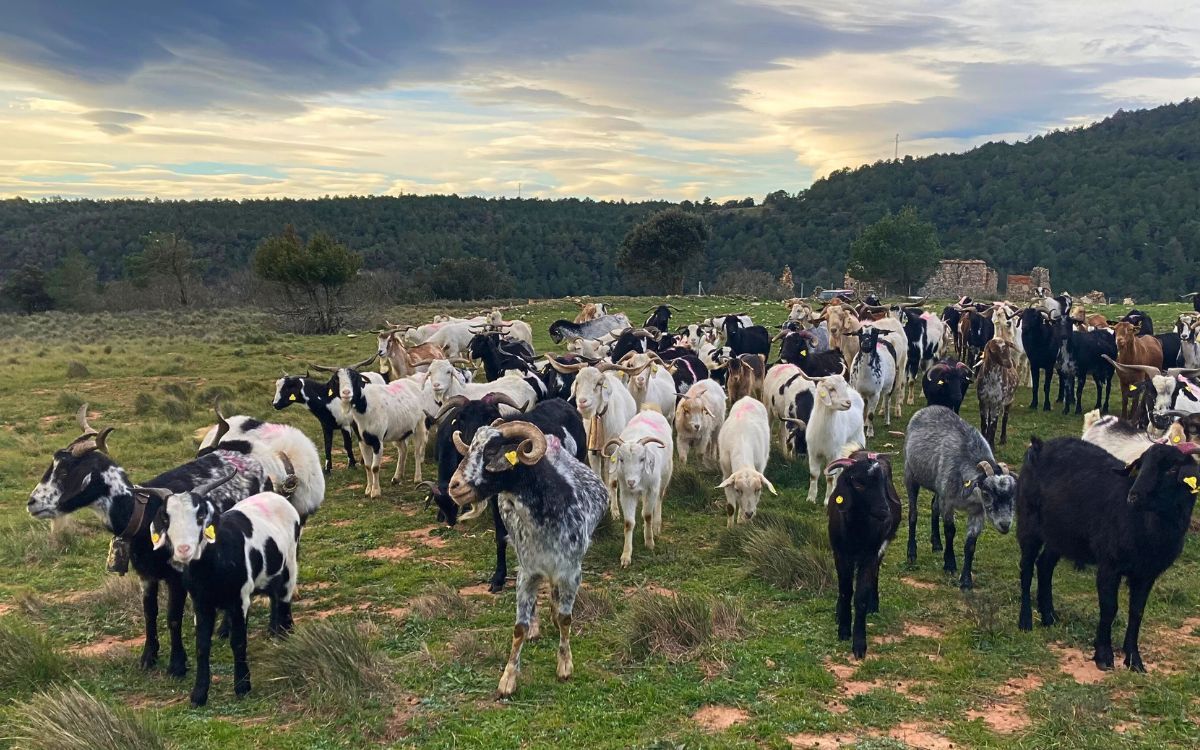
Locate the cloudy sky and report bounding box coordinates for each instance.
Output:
[1,1,1197,202]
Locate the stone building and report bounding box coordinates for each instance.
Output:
[918,259,997,298]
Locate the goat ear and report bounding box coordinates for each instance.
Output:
[1116,458,1142,478]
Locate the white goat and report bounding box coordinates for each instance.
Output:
[336,369,429,497]
[849,326,898,440]
[425,360,535,415]
[717,397,776,526]
[792,372,866,504]
[602,408,674,567]
[570,365,638,517]
[608,353,676,424]
[674,379,726,467]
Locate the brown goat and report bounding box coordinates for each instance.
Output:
[377,330,447,380]
[573,301,604,324]
[976,339,1019,447]
[725,354,766,405]
[1114,321,1164,419]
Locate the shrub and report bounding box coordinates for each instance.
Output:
[623,592,747,661]
[0,618,70,695]
[742,518,834,593]
[133,392,157,416]
[159,383,189,401]
[6,686,168,750]
[159,398,192,423]
[65,361,90,379]
[262,620,392,711]
[409,584,468,621]
[55,392,86,414]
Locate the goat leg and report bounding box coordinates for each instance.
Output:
[1122,576,1154,672]
[1092,566,1120,670]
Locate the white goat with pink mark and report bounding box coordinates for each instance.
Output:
[602,408,674,567]
[718,397,777,526]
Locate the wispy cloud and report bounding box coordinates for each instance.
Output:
[0,0,1196,200]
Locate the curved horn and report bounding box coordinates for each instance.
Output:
[415,480,437,493]
[601,438,624,457]
[546,356,588,374]
[485,392,523,411]
[1102,355,1161,379]
[976,461,995,477]
[496,421,547,465]
[212,400,231,446]
[93,426,114,454]
[997,462,1011,475]
[434,395,471,423]
[193,471,237,497]
[76,403,96,436]
[782,417,807,429]
[1165,367,1200,379]
[452,430,470,455]
[351,353,378,370]
[308,362,341,373]
[637,436,666,448]
[824,457,856,476]
[449,357,474,367]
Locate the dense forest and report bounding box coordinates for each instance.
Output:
[2,99,1198,301]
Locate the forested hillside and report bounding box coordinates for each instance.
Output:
[2,99,1198,300]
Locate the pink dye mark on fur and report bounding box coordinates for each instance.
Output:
[921,312,933,321]
[733,399,758,418]
[257,423,286,437]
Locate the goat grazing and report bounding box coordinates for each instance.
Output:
[903,406,1016,590]
[447,422,607,697]
[145,476,300,707]
[825,448,902,658]
[602,408,674,566]
[1017,438,1200,672]
[717,397,777,525]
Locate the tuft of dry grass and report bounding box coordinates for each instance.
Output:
[741,517,835,593]
[261,619,392,712]
[408,584,468,621]
[65,361,90,379]
[571,587,615,630]
[0,618,70,695]
[133,392,157,416]
[444,629,502,666]
[0,518,91,568]
[622,592,748,662]
[158,397,193,423]
[6,685,169,750]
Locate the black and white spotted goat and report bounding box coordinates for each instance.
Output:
[273,359,385,472]
[446,421,607,698]
[145,473,300,706]
[27,405,278,679]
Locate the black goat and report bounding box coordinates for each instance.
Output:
[1017,437,1200,673]
[666,354,709,393]
[825,450,902,658]
[1020,308,1057,411]
[723,317,771,358]
[1121,309,1154,337]
[1057,328,1116,415]
[423,396,586,592]
[963,310,995,363]
[1156,331,1182,368]
[273,374,356,473]
[609,328,656,363]
[643,304,677,332]
[942,306,963,354]
[1182,292,1200,313]
[469,332,536,382]
[922,358,972,413]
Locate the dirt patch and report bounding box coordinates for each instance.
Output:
[329,519,354,527]
[71,634,142,658]
[966,704,1030,734]
[458,584,496,597]
[824,658,923,702]
[824,659,856,682]
[1049,643,1106,684]
[691,705,749,732]
[788,733,858,749]
[309,603,371,620]
[900,577,938,590]
[1114,722,1138,734]
[885,721,955,748]
[382,694,424,742]
[379,607,410,620]
[0,603,13,616]
[364,544,415,561]
[623,584,677,599]
[400,526,448,548]
[904,623,944,638]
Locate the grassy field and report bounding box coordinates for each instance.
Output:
[1,297,1198,749]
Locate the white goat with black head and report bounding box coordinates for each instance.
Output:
[446,421,606,697]
[335,367,429,496]
[849,326,897,439]
[145,474,300,707]
[602,408,673,567]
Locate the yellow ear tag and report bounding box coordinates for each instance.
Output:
[328,388,334,396]
[203,525,216,542]
[817,387,827,397]
[801,350,807,357]
[1184,476,1198,494]
[964,480,972,487]
[1129,384,1137,392]
[504,451,518,466]
[937,379,944,385]
[150,531,161,545]
[834,495,844,504]
[288,393,297,401]
[1173,434,1182,443]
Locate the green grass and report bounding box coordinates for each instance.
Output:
[1,296,1198,749]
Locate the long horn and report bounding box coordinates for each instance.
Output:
[1180,293,1198,299]
[496,421,547,465]
[782,417,807,429]
[452,430,470,455]
[486,392,524,411]
[351,353,378,370]
[546,356,588,374]
[637,437,666,448]
[308,362,341,373]
[1165,367,1200,379]
[601,438,624,457]
[76,403,96,436]
[1102,355,1161,379]
[212,400,231,445]
[193,471,237,497]
[977,461,995,477]
[434,395,471,423]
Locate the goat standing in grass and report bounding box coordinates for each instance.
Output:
[976,339,1019,447]
[717,397,777,525]
[603,408,673,567]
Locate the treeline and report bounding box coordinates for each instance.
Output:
[2,98,1198,306]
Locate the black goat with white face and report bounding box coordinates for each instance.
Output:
[447,421,606,698]
[146,475,300,707]
[28,406,270,680]
[825,449,902,659]
[1018,438,1200,673]
[273,373,363,473]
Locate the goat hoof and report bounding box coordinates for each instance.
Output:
[1093,651,1115,671]
[1041,611,1057,627]
[139,649,158,671]
[166,659,187,678]
[1018,615,1033,631]
[189,692,209,708]
[930,541,943,552]
[853,642,867,659]
[488,578,506,594]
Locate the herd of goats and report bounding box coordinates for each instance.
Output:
[24,290,1200,705]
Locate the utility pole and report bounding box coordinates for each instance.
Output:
[894,133,899,160]
[518,182,522,199]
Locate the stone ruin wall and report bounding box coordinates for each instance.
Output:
[844,259,1050,300]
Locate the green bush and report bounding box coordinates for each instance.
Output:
[5,686,168,750]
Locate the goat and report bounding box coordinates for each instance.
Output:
[605,351,676,422]
[602,408,674,566]
[28,406,274,679]
[468,331,536,382]
[764,363,812,456]
[274,357,385,472]
[1107,357,1200,436]
[900,308,944,405]
[725,353,766,405]
[549,313,631,344]
[643,304,677,332]
[481,310,535,349]
[976,339,1019,447]
[1121,309,1154,337]
[722,316,771,358]
[1181,292,1200,314]
[335,368,429,496]
[376,329,446,379]
[573,300,608,323]
[145,477,299,707]
[849,327,897,440]
[922,358,972,413]
[1020,308,1057,411]
[717,397,777,526]
[425,359,537,414]
[825,447,901,658]
[195,410,324,521]
[1114,322,1164,419]
[447,421,607,697]
[1017,438,1200,673]
[1057,326,1117,416]
[1081,410,1157,464]
[1174,313,1200,368]
[665,354,709,394]
[788,371,866,505]
[424,395,585,592]
[674,379,726,467]
[564,362,639,516]
[903,406,1016,590]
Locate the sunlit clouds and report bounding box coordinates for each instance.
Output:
[1,1,1197,201]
